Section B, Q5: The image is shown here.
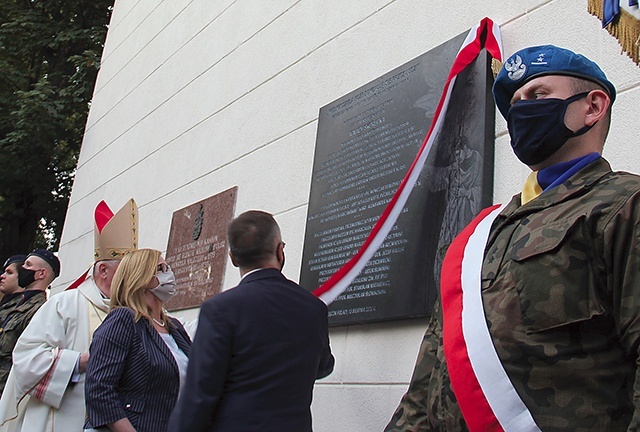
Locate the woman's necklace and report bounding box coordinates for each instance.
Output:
[151,316,165,327]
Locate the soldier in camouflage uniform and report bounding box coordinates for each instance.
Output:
[386,45,640,431]
[0,249,59,395]
[0,255,27,394]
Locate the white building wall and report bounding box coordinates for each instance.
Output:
[57,1,640,431]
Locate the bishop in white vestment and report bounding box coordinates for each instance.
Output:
[0,199,139,432]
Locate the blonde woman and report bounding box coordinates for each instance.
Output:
[84,249,191,432]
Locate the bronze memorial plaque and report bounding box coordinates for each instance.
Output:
[300,31,495,325]
[164,187,237,311]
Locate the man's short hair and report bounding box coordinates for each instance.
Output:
[92,259,119,277]
[570,76,612,140]
[228,211,280,268]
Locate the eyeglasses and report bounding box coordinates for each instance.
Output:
[157,263,171,273]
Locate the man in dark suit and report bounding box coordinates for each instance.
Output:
[168,210,334,432]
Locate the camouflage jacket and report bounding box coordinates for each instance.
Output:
[386,158,640,431]
[0,290,46,394]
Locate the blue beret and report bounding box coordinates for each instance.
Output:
[28,249,60,277]
[492,45,616,119]
[3,255,26,270]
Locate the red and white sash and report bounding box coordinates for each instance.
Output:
[441,204,540,432]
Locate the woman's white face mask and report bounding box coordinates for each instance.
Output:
[150,269,177,302]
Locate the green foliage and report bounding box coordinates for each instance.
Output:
[0,0,112,261]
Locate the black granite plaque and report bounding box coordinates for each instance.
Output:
[300,32,494,326]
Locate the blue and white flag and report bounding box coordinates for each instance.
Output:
[603,0,640,26]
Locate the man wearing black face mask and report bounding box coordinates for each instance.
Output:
[386,45,640,431]
[168,210,334,432]
[0,249,59,395]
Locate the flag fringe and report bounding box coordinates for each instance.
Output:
[491,59,503,79]
[588,0,640,65]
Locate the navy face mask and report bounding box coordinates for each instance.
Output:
[507,92,593,166]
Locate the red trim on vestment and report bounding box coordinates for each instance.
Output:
[34,348,63,401]
[65,268,90,291]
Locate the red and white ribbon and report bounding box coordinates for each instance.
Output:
[440,204,540,431]
[313,17,504,304]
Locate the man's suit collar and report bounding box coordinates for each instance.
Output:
[239,268,284,285]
